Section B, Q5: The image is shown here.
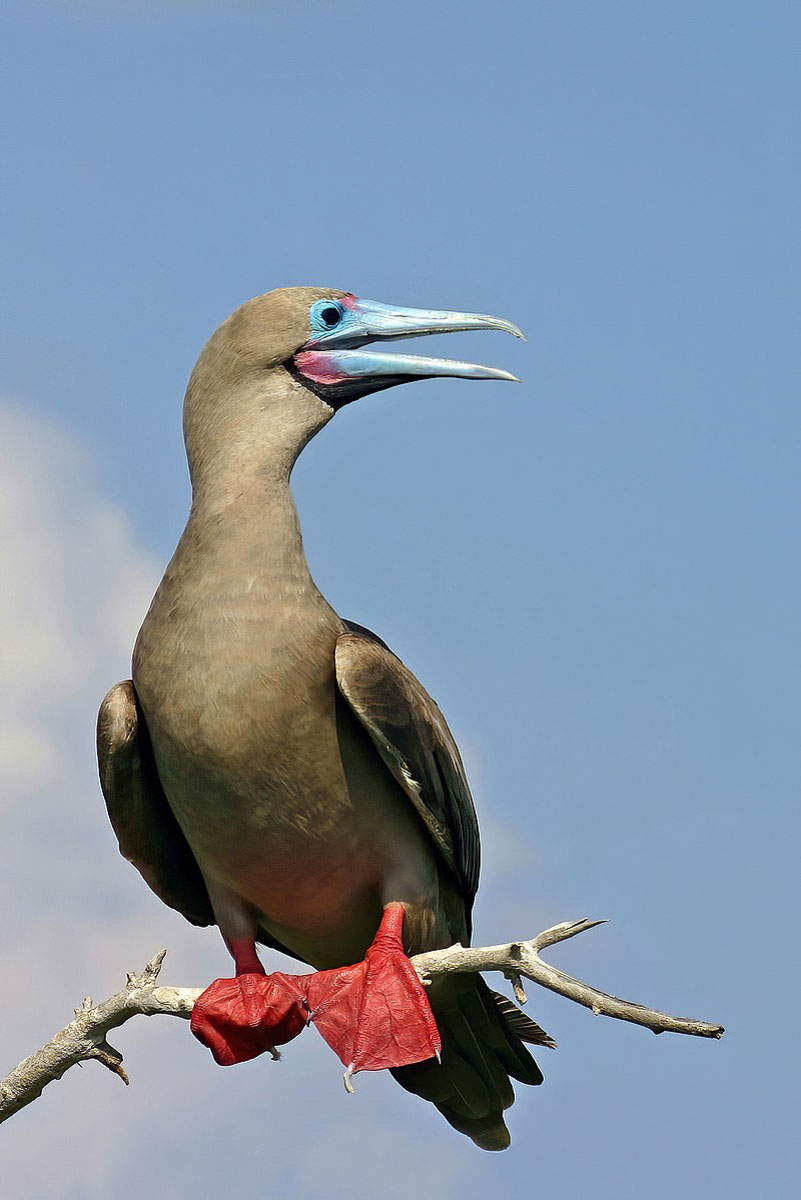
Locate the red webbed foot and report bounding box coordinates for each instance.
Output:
[190,943,308,1066]
[190,973,309,1066]
[190,904,441,1079]
[303,903,441,1084]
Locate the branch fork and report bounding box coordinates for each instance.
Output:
[0,919,723,1125]
[413,919,724,1039]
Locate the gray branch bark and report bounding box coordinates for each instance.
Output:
[413,919,725,1038]
[0,918,723,1126]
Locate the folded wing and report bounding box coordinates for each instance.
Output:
[97,680,214,927]
[335,622,480,933]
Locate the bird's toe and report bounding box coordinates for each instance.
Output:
[190,973,309,1066]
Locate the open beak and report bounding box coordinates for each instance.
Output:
[292,296,524,407]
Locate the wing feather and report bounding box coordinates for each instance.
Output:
[335,624,480,914]
[97,680,214,927]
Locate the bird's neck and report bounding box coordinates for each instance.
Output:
[178,371,335,599]
[182,466,316,595]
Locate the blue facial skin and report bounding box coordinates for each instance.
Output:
[309,298,351,338]
[307,297,410,349]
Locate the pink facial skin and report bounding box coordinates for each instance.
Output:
[294,350,347,386]
[340,293,358,309]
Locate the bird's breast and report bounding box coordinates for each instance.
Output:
[135,571,349,822]
[132,558,441,947]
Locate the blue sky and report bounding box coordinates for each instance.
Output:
[1,2,799,1196]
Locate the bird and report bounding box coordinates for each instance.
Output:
[97,287,551,1151]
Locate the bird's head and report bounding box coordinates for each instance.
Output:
[183,286,524,496]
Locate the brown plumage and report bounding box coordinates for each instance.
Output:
[98,287,545,1149]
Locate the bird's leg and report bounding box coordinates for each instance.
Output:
[230,938,266,976]
[191,904,441,1078]
[301,902,442,1086]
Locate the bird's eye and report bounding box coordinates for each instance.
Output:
[320,305,341,328]
[309,299,346,336]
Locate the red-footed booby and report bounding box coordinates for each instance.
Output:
[97,288,548,1151]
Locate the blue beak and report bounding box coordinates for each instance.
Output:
[303,297,525,350]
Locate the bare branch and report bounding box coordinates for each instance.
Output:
[0,951,201,1126]
[413,919,725,1039]
[0,920,723,1126]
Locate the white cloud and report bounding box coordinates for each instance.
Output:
[0,404,157,800]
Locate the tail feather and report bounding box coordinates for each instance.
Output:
[490,989,557,1048]
[443,1006,514,1111]
[392,976,545,1151]
[433,1036,493,1118]
[437,1105,512,1152]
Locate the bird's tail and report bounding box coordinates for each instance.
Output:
[391,975,553,1151]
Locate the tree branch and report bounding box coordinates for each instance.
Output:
[412,918,725,1038]
[0,951,202,1126]
[0,919,723,1126]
